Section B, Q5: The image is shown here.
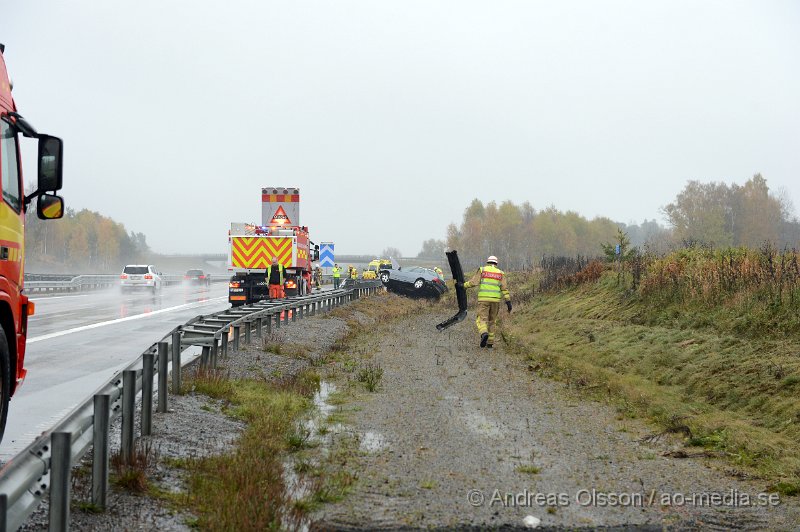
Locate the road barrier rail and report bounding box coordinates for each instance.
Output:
[23,274,230,294]
[0,280,383,531]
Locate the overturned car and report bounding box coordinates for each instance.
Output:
[380,265,448,299]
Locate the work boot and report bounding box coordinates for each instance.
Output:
[486,343,493,349]
[480,333,489,348]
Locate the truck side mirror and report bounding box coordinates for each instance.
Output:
[37,193,64,220]
[37,135,63,191]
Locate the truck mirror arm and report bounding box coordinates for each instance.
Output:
[6,112,39,138]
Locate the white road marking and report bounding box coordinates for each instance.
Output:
[28,297,227,343]
[30,294,91,301]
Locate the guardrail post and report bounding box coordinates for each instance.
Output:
[49,432,72,531]
[171,331,182,394]
[200,346,210,367]
[285,308,291,325]
[310,301,316,316]
[266,313,273,335]
[275,312,281,329]
[221,331,228,358]
[256,317,263,338]
[291,306,296,322]
[158,342,168,413]
[232,325,240,351]
[121,370,136,463]
[92,394,110,509]
[0,493,7,532]
[142,353,154,436]
[211,339,218,367]
[245,322,251,345]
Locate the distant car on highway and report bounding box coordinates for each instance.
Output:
[380,266,447,299]
[184,269,211,287]
[120,265,162,294]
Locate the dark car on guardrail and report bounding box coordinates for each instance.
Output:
[379,266,447,299]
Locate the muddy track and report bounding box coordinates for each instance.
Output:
[314,310,800,530]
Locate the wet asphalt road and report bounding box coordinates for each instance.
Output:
[1,282,231,460]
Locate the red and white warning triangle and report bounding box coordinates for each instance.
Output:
[270,206,292,225]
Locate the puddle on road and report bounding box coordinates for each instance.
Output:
[283,379,390,530]
[360,431,388,452]
[463,411,505,439]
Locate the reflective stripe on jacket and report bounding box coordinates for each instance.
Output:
[267,264,285,285]
[464,264,510,302]
[332,267,341,278]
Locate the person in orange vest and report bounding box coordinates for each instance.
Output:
[457,255,511,348]
[267,257,285,299]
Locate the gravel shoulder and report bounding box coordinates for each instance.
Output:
[19,307,355,531]
[314,309,800,530]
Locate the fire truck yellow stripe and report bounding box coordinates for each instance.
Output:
[231,237,293,269]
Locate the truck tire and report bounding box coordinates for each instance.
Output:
[0,327,12,441]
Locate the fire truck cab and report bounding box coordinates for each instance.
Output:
[0,44,65,440]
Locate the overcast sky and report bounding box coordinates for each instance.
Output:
[2,1,798,256]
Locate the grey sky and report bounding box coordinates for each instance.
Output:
[2,1,798,256]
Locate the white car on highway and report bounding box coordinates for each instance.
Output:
[120,264,163,293]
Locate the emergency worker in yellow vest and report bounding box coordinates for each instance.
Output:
[332,264,342,289]
[458,255,511,348]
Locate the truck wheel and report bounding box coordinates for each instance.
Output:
[0,327,12,440]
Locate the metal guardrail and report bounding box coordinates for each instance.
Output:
[23,274,230,294]
[0,280,383,531]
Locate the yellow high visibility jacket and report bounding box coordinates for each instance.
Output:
[332,266,341,278]
[464,265,510,302]
[266,263,285,285]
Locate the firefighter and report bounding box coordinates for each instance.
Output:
[332,263,342,289]
[458,255,511,348]
[267,257,286,299]
[314,265,322,290]
[349,265,358,279]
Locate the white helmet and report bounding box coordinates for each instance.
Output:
[487,255,498,264]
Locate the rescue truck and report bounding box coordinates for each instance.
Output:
[228,187,319,306]
[0,44,65,440]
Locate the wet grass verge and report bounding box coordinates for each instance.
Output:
[159,291,426,528]
[507,271,800,494]
[170,367,320,530]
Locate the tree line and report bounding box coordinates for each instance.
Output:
[431,174,799,271]
[25,204,150,272]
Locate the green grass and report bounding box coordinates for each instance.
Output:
[509,271,800,488]
[177,369,318,530]
[515,465,541,475]
[356,362,384,392]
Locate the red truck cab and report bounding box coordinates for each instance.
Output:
[0,43,65,440]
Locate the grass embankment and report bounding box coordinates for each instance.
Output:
[165,291,423,529]
[508,247,800,493]
[176,369,319,530]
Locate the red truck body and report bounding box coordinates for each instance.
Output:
[0,44,65,440]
